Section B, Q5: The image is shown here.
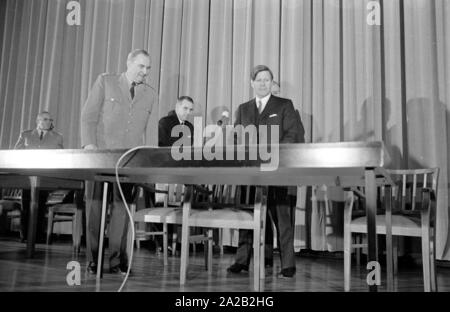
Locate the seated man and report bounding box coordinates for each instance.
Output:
[15,111,63,149]
[152,96,194,252]
[158,96,194,147]
[14,111,64,242]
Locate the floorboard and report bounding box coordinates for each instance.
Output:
[1,238,449,292]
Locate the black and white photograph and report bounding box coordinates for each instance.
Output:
[0,0,450,299]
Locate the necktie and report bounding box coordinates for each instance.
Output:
[257,100,263,114]
[39,131,43,140]
[130,82,137,99]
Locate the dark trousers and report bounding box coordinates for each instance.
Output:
[235,187,296,270]
[21,189,49,241]
[85,181,135,268]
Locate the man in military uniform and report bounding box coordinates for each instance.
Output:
[81,49,157,275]
[15,111,63,149]
[14,111,64,242]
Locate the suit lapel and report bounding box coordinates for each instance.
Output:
[246,99,258,125]
[259,95,276,120]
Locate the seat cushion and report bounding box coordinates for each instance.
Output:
[135,207,258,230]
[350,214,422,236]
[134,207,183,223]
[189,208,254,229]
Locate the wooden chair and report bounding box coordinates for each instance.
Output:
[46,190,84,254]
[179,184,268,291]
[132,184,211,265]
[0,188,24,239]
[343,168,439,292]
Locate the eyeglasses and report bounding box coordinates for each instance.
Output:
[41,118,53,121]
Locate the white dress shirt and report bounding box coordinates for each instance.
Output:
[255,93,271,114]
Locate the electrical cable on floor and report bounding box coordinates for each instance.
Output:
[115,145,156,292]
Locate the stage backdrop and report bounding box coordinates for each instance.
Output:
[1,0,450,260]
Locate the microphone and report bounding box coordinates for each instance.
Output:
[217,111,230,126]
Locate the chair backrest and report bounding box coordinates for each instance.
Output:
[211,185,238,204]
[386,168,439,213]
[1,188,22,201]
[311,185,356,220]
[312,185,348,202]
[152,184,253,209]
[168,184,184,205]
[155,184,185,207]
[46,190,73,205]
[209,185,255,209]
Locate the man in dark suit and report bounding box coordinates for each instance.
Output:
[14,111,64,242]
[153,96,194,253]
[271,81,305,143]
[81,49,158,275]
[158,96,194,147]
[227,65,305,278]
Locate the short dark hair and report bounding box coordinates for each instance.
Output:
[251,65,274,81]
[127,49,150,62]
[177,96,194,104]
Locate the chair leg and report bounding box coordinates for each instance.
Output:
[355,235,361,266]
[136,238,140,249]
[180,225,190,286]
[251,186,264,292]
[207,229,213,272]
[393,237,398,275]
[344,228,352,292]
[180,186,193,286]
[385,233,394,292]
[219,228,224,256]
[73,209,82,254]
[253,226,262,291]
[203,232,208,271]
[421,226,431,292]
[46,209,54,245]
[430,230,437,292]
[172,232,178,256]
[163,223,168,266]
[18,210,25,242]
[384,186,394,292]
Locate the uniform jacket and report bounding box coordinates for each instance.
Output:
[81,73,157,149]
[14,129,64,149]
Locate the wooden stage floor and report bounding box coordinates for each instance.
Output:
[1,238,449,292]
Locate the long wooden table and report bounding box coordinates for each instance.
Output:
[0,142,391,291]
